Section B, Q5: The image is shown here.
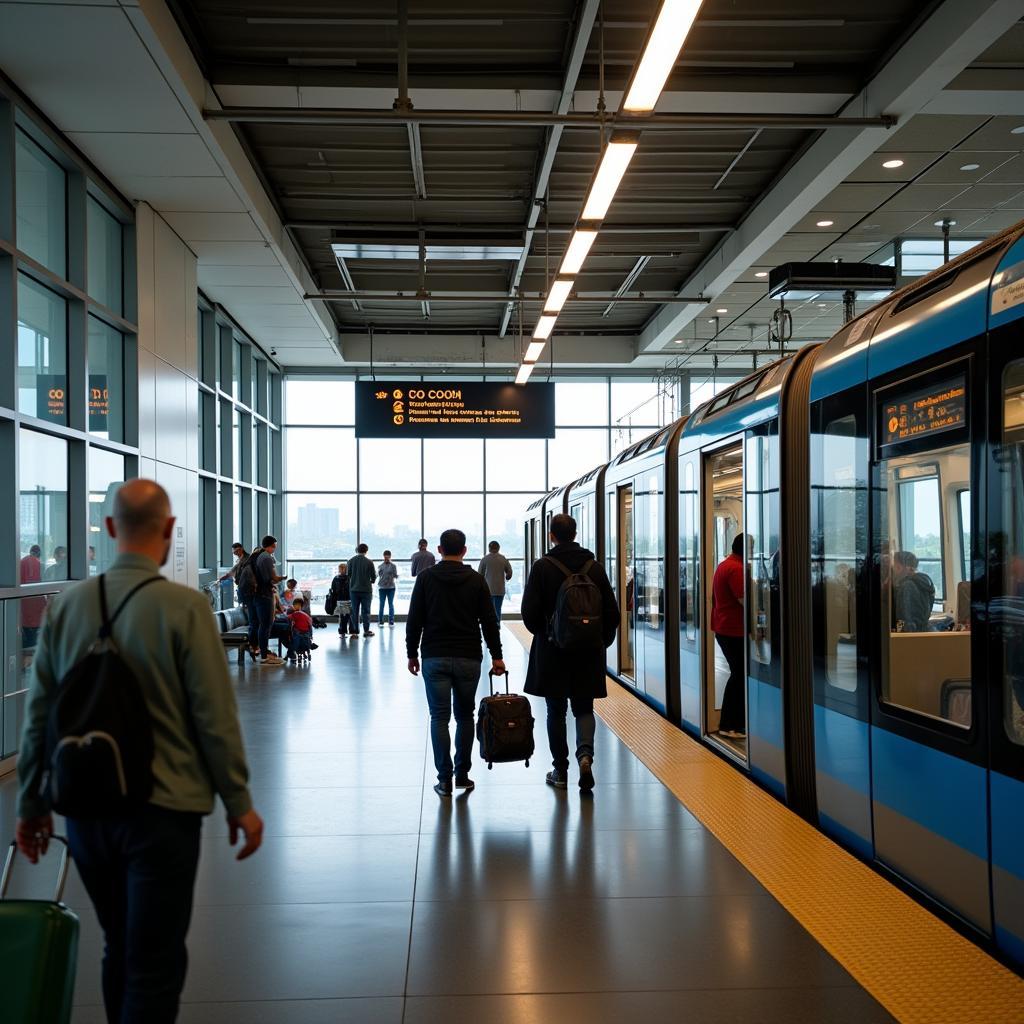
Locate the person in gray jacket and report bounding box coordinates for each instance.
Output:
[478,541,514,621]
[377,549,399,626]
[348,543,377,637]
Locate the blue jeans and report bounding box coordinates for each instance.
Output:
[422,657,481,781]
[378,588,395,624]
[67,805,201,1024]
[251,595,275,657]
[545,696,596,772]
[351,591,372,633]
[491,594,504,621]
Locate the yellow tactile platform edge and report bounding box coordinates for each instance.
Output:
[505,622,1024,1024]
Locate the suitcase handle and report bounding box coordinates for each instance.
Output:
[488,669,510,696]
[1,835,70,902]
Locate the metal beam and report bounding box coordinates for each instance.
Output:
[637,0,1024,354]
[306,290,706,304]
[285,220,734,234]
[203,106,896,131]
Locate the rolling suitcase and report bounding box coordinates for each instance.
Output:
[0,836,79,1024]
[477,670,535,769]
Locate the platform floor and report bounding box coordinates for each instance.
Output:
[0,623,980,1023]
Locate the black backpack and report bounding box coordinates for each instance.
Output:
[545,556,604,650]
[44,575,163,817]
[236,557,257,601]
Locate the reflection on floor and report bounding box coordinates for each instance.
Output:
[0,625,894,1023]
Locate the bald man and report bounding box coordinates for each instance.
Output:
[16,478,263,1024]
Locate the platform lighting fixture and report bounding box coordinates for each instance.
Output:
[755,271,768,278]
[816,219,834,227]
[544,278,574,314]
[882,159,904,169]
[716,307,728,313]
[1011,126,1024,135]
[960,163,980,171]
[524,341,546,363]
[533,314,558,340]
[515,362,534,385]
[582,135,640,220]
[559,228,598,275]
[623,0,705,112]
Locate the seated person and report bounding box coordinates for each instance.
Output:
[287,598,314,661]
[282,578,298,604]
[892,550,935,632]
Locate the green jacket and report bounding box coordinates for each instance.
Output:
[347,553,377,593]
[17,553,253,820]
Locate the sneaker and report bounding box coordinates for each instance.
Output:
[578,756,595,792]
[434,780,453,798]
[348,632,360,637]
[546,770,568,790]
[720,729,746,740]
[259,655,285,666]
[388,621,394,627]
[455,774,475,791]
[363,630,375,637]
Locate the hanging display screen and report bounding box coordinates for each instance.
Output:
[880,373,967,447]
[355,381,555,438]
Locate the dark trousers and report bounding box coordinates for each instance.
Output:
[491,594,504,621]
[252,595,275,657]
[422,656,481,781]
[378,588,395,624]
[545,695,596,772]
[67,806,202,1024]
[351,591,372,632]
[338,613,351,634]
[715,632,746,733]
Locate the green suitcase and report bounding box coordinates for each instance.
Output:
[0,836,79,1024]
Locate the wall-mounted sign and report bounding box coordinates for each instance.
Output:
[880,373,967,448]
[356,382,555,438]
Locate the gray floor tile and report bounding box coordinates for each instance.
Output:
[247,749,426,789]
[74,998,405,1023]
[407,894,856,995]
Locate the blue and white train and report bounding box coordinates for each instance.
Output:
[526,219,1024,968]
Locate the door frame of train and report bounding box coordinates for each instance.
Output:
[701,433,749,765]
[616,482,636,682]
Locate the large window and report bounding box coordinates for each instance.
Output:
[88,447,125,575]
[19,429,69,582]
[15,129,66,276]
[87,316,125,442]
[87,196,123,313]
[17,274,67,423]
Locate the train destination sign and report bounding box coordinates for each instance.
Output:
[355,381,555,438]
[881,374,967,447]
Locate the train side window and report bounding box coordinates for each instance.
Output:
[746,433,774,669]
[821,414,859,693]
[879,442,971,727]
[999,361,1024,745]
[680,460,698,641]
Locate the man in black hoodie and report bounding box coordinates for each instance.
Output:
[522,513,619,792]
[892,550,936,632]
[407,528,505,798]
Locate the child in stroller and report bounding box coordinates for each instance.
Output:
[287,597,315,663]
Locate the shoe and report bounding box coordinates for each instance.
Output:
[434,780,453,798]
[546,770,568,790]
[455,774,475,791]
[247,646,259,661]
[338,629,344,636]
[364,630,375,637]
[388,622,394,627]
[259,655,285,666]
[348,632,359,637]
[720,729,746,740]
[578,756,595,792]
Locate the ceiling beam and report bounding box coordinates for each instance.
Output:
[284,220,733,234]
[637,0,1024,355]
[306,290,705,304]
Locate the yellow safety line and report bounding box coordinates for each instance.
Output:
[505,622,1024,1024]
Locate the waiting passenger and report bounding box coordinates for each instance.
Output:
[15,479,263,1024]
[711,534,747,740]
[19,544,44,650]
[411,538,436,576]
[329,562,353,636]
[253,535,286,666]
[218,541,247,590]
[892,550,935,632]
[522,513,619,792]
[43,544,68,582]
[348,543,377,638]
[287,597,314,663]
[282,578,299,605]
[478,540,514,621]
[406,528,504,797]
[378,550,398,627]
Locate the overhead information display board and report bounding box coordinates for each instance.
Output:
[356,382,555,439]
[880,373,967,447]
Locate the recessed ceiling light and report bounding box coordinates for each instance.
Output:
[532,314,557,340]
[543,277,574,314]
[882,159,904,169]
[707,319,715,324]
[674,338,684,344]
[754,271,768,278]
[960,163,980,171]
[817,302,827,308]
[524,341,546,363]
[1011,126,1024,135]
[816,219,834,227]
[559,228,598,275]
[716,307,728,313]
[934,219,958,227]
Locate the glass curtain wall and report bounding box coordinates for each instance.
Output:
[196,301,281,607]
[283,377,671,615]
[2,92,138,761]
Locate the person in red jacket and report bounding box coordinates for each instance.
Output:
[711,533,747,739]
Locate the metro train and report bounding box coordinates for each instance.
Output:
[525,220,1024,968]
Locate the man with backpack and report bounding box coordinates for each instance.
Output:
[15,478,263,1024]
[521,513,618,792]
[252,535,286,666]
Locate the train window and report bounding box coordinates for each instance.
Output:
[680,459,698,642]
[746,434,775,669]
[733,377,759,401]
[1000,361,1024,745]
[879,442,972,727]
[820,415,859,693]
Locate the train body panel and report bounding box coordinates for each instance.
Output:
[991,771,1024,964]
[813,706,873,859]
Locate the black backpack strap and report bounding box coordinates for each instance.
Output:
[580,559,596,577]
[545,556,596,579]
[97,575,164,640]
[544,556,572,578]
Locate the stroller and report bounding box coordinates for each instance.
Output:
[290,625,314,663]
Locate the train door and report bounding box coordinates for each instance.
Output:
[617,484,636,681]
[702,442,746,758]
[678,455,701,732]
[869,355,990,934]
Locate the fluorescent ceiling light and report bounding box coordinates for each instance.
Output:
[715,307,728,313]
[816,219,834,227]
[582,138,639,220]
[624,0,705,112]
[533,315,557,339]
[515,362,534,385]
[524,341,546,362]
[1011,126,1024,135]
[330,242,523,261]
[882,159,904,169]
[754,271,768,278]
[559,229,598,275]
[544,278,574,314]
